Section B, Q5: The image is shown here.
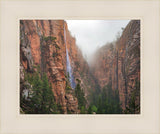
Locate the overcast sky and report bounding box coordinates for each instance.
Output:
[66,20,130,61]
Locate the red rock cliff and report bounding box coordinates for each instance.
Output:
[20,20,140,113]
[64,23,99,103]
[20,20,81,113]
[91,20,140,111]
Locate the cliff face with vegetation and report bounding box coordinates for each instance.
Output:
[91,20,140,112]
[64,23,99,100]
[20,20,140,114]
[20,20,97,114]
[20,20,78,113]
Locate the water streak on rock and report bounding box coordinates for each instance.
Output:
[64,23,76,89]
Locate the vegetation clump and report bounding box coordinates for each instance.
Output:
[20,70,63,114]
[52,52,59,58]
[124,79,140,114]
[88,82,122,114]
[75,79,87,113]
[43,36,57,42]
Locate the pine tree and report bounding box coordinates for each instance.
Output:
[41,73,58,114]
[95,83,122,114]
[21,71,62,114]
[75,79,86,112]
[124,79,140,114]
[124,91,139,114]
[30,72,43,113]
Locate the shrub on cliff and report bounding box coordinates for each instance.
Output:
[43,36,57,42]
[52,52,59,58]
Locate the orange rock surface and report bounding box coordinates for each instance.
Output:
[20,20,140,113]
[91,20,140,111]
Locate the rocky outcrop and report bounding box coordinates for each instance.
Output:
[91,20,140,111]
[20,20,80,113]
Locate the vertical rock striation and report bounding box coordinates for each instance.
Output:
[91,20,140,111]
[20,20,140,113]
[20,20,80,113]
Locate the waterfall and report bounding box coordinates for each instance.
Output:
[64,23,76,89]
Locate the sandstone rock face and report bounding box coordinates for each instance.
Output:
[20,20,140,113]
[64,23,99,103]
[91,20,140,111]
[20,20,80,113]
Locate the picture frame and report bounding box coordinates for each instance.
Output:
[0,0,159,134]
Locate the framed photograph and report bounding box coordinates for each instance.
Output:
[0,0,160,134]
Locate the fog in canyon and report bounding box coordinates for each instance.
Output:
[20,20,140,114]
[67,20,130,62]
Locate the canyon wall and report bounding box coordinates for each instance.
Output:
[20,20,98,113]
[91,20,140,111]
[20,20,140,113]
[20,20,79,113]
[64,23,99,100]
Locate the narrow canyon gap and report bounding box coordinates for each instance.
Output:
[20,20,140,114]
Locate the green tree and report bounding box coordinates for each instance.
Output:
[40,73,58,113]
[28,72,43,114]
[75,79,87,112]
[124,79,140,114]
[91,105,98,113]
[87,105,92,114]
[80,106,86,114]
[95,83,122,114]
[21,71,62,114]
